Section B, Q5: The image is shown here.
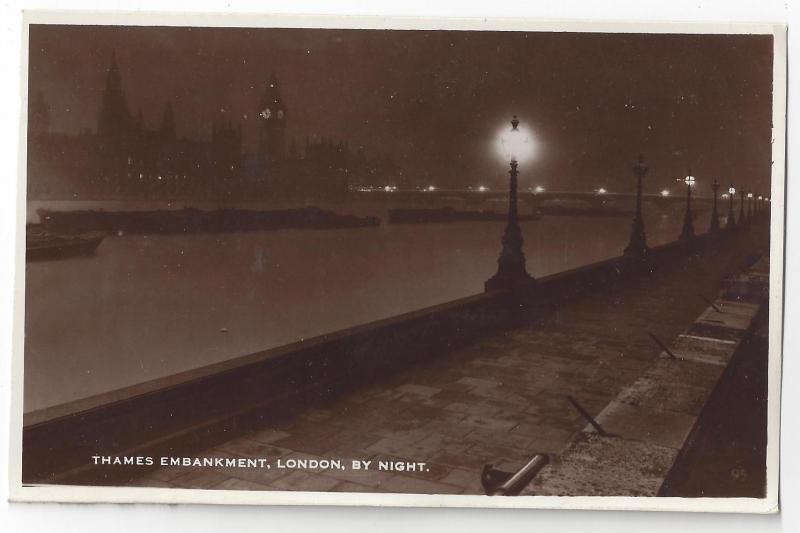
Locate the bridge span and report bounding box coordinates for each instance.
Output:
[355,189,713,210]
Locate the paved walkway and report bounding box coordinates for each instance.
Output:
[133,230,767,494]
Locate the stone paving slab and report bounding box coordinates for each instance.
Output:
[134,240,768,495]
[524,257,767,496]
[528,432,676,497]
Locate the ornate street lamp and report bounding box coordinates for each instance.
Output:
[709,178,721,233]
[747,192,754,221]
[624,154,649,259]
[485,116,536,292]
[726,185,737,229]
[679,171,696,241]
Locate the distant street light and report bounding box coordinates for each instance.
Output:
[478,185,489,192]
[709,178,721,233]
[624,154,649,260]
[747,192,754,220]
[485,116,536,292]
[427,185,436,192]
[596,187,608,195]
[726,185,737,229]
[534,185,545,193]
[679,171,696,241]
[660,189,670,197]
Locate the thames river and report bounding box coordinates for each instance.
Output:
[23,199,710,412]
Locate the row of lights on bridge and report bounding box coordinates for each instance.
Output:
[384,183,770,202]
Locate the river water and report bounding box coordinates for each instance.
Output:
[23,199,711,412]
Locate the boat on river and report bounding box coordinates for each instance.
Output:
[26,227,105,262]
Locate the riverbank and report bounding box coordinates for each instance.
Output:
[92,222,769,493]
[36,206,380,235]
[25,211,695,412]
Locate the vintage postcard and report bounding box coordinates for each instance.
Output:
[8,12,786,512]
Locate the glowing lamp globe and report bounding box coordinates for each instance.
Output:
[661,189,670,197]
[729,185,736,195]
[747,192,753,198]
[496,116,535,164]
[684,174,696,187]
[758,195,763,200]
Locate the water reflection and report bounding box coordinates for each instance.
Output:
[24,200,708,411]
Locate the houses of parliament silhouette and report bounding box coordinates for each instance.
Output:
[27,52,398,201]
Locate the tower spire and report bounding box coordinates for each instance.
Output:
[98,49,132,136]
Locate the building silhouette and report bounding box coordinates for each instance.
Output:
[26,52,398,201]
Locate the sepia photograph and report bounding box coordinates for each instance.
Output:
[9,12,786,512]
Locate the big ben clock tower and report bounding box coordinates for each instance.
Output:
[257,73,286,165]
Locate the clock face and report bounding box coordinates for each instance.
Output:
[259,108,271,119]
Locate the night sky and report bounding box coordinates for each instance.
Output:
[27,25,774,194]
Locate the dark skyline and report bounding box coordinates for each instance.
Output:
[28,25,773,193]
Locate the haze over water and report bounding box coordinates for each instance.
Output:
[24,200,711,412]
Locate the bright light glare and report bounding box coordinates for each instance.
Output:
[722,193,729,199]
[660,189,670,197]
[384,185,397,192]
[496,120,536,164]
[534,185,545,193]
[478,185,489,192]
[747,192,753,198]
[684,175,696,186]
[427,185,436,192]
[597,187,607,194]
[729,187,736,195]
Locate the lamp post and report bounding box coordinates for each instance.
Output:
[757,195,763,215]
[739,186,746,223]
[726,185,737,229]
[624,154,649,259]
[709,178,721,233]
[679,171,696,241]
[747,192,754,221]
[485,116,536,292]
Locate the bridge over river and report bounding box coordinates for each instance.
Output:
[356,188,715,211]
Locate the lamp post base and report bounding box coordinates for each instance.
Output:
[624,216,649,259]
[679,210,695,241]
[485,269,536,293]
